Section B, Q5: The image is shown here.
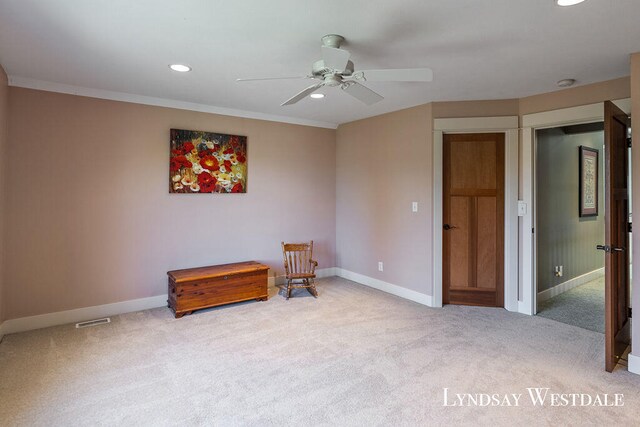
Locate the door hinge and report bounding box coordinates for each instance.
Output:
[629,222,633,233]
[628,137,632,148]
[532,227,535,234]
[628,307,632,318]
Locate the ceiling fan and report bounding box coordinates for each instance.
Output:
[236,34,433,106]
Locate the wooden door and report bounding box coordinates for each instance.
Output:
[603,101,631,372]
[443,133,505,307]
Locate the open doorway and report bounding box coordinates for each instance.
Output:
[522,100,632,372]
[535,123,606,332]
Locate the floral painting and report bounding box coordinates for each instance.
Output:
[170,129,247,193]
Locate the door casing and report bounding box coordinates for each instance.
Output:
[433,117,519,310]
[520,100,631,316]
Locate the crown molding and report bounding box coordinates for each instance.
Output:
[7,76,338,130]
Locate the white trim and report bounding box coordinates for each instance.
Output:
[629,353,640,376]
[504,128,520,312]
[8,75,338,130]
[1,294,168,335]
[536,268,605,303]
[335,268,433,307]
[432,116,520,312]
[520,127,535,315]
[522,98,631,129]
[522,103,604,129]
[432,131,444,308]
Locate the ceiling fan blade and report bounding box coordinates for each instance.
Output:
[355,68,433,82]
[236,76,310,82]
[281,83,324,106]
[342,82,384,105]
[322,46,351,71]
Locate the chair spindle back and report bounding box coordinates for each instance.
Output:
[281,241,314,275]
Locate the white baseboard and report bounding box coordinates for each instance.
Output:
[1,267,339,337]
[629,353,640,376]
[335,268,433,307]
[518,300,534,316]
[537,268,604,303]
[0,294,168,336]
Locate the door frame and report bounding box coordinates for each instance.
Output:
[433,116,519,311]
[520,99,631,316]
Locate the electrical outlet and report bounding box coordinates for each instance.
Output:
[378,261,384,272]
[554,266,564,277]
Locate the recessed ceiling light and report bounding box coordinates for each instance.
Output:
[169,64,191,72]
[557,78,576,87]
[310,93,325,99]
[556,0,586,6]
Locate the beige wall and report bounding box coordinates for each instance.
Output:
[336,83,632,301]
[2,72,634,320]
[336,104,433,294]
[0,65,7,323]
[5,88,336,319]
[631,53,640,358]
[335,99,520,297]
[520,77,630,116]
[433,99,519,118]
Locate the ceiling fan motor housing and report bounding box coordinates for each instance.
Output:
[321,34,345,48]
[312,59,354,77]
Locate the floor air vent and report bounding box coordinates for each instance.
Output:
[76,318,111,328]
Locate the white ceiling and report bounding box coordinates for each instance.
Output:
[1,0,639,127]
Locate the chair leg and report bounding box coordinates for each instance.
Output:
[307,278,318,298]
[286,279,292,300]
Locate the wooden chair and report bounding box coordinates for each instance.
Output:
[281,241,318,299]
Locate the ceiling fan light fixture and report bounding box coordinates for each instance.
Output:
[310,93,325,99]
[169,64,191,72]
[556,0,586,6]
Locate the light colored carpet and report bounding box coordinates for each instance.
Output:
[1,277,639,426]
[537,277,605,333]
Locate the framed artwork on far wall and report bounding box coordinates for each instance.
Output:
[169,128,247,194]
[579,146,599,217]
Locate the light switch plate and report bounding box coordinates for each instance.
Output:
[412,202,418,212]
[518,201,527,216]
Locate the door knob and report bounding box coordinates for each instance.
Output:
[443,224,458,230]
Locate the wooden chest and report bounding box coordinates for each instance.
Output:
[167,261,269,318]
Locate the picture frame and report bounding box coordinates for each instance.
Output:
[169,128,247,194]
[579,146,599,217]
